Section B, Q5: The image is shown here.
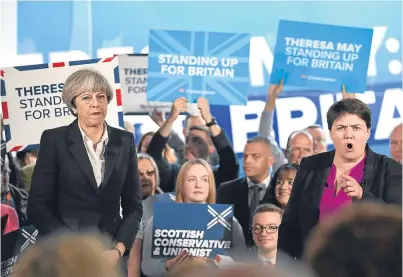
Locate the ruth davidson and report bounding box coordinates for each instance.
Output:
[27,68,143,263]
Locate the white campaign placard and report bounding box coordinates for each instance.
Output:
[1,57,123,152]
[118,54,172,114]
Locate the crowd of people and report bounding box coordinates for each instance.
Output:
[1,68,402,277]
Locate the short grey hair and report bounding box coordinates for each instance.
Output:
[137,153,160,190]
[62,68,114,116]
[287,130,314,150]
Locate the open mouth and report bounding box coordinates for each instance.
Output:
[346,143,354,151]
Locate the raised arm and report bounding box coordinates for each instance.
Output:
[146,98,187,192]
[150,109,185,163]
[197,97,239,184]
[259,82,288,171]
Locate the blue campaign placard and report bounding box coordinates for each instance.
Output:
[147,29,251,106]
[155,192,176,202]
[270,20,373,93]
[152,202,233,258]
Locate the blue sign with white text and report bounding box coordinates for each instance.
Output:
[152,202,233,258]
[271,20,374,93]
[147,30,251,105]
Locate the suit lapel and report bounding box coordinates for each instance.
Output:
[68,120,98,192]
[101,125,122,188]
[310,150,335,208]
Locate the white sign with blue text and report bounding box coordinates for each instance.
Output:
[270,20,373,93]
[118,54,172,114]
[147,30,251,106]
[1,57,123,152]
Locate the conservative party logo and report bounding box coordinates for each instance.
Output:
[20,228,38,252]
[207,205,232,231]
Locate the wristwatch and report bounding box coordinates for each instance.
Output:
[206,117,217,127]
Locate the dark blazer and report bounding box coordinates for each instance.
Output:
[27,120,143,251]
[278,145,402,259]
[217,177,274,247]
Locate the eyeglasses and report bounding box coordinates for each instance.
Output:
[139,169,155,177]
[250,225,279,234]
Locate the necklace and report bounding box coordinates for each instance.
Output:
[92,123,106,150]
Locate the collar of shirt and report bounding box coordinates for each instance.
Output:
[78,122,109,147]
[258,253,276,265]
[247,174,271,190]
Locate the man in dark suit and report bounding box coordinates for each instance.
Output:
[28,68,143,264]
[217,137,275,247]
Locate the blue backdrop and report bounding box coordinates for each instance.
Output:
[4,1,402,159]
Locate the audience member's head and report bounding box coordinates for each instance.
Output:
[185,126,211,161]
[137,153,160,199]
[16,149,38,167]
[14,233,121,277]
[286,131,314,164]
[304,124,327,154]
[389,122,402,163]
[251,204,284,263]
[183,115,206,136]
[267,164,299,208]
[243,137,274,183]
[304,202,402,277]
[175,159,216,204]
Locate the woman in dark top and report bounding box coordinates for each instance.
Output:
[278,98,402,259]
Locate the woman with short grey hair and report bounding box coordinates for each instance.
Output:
[28,68,143,266]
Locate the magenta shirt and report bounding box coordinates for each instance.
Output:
[319,156,366,222]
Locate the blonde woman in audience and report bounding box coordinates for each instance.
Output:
[14,233,121,277]
[134,159,245,277]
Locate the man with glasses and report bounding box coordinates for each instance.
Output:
[250,204,283,266]
[137,153,160,200]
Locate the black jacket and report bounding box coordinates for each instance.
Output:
[27,120,143,251]
[278,145,402,259]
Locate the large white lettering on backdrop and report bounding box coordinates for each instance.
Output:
[228,88,402,152]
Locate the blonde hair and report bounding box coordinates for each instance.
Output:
[175,159,216,204]
[14,233,121,277]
